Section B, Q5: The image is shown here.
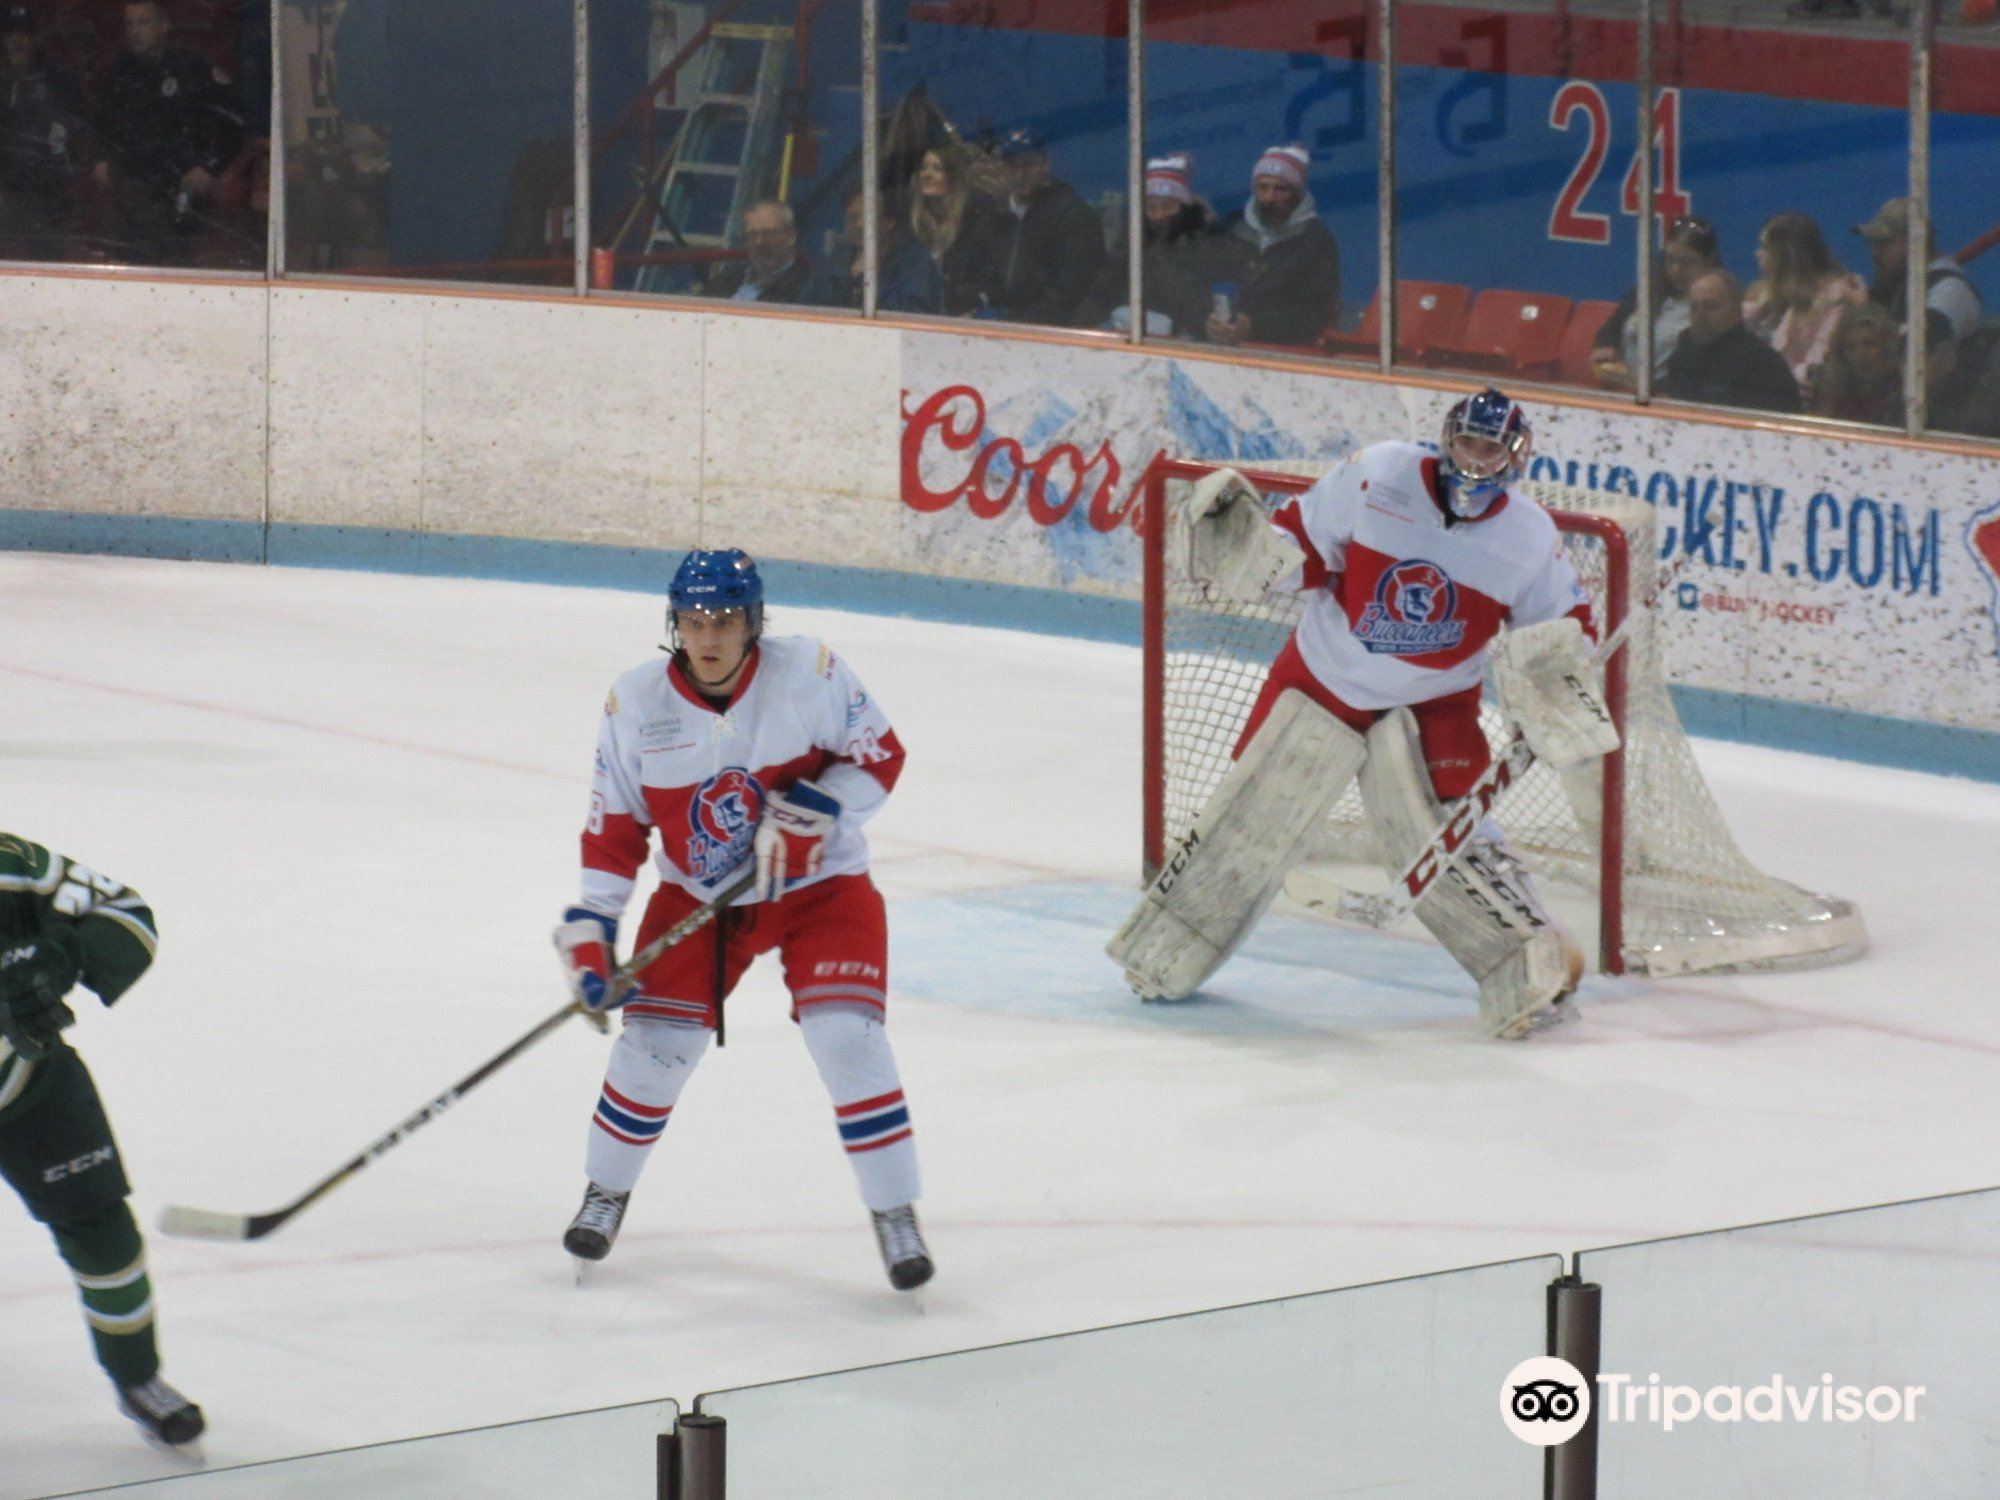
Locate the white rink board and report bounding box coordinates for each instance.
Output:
[0,274,1996,736]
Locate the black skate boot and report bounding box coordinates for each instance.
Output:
[870,1204,934,1291]
[563,1182,630,1262]
[117,1375,205,1447]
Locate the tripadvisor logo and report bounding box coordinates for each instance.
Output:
[1500,1358,1927,1443]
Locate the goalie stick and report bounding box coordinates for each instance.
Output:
[1324,546,1697,935]
[158,871,755,1243]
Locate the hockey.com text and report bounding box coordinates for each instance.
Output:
[1597,1372,1925,1433]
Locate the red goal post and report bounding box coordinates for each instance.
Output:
[1140,457,1634,975]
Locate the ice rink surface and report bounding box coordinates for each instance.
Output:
[4,553,1998,1497]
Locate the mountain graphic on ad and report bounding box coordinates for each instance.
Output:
[1970,500,2000,662]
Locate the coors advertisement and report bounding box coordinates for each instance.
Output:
[896,330,2000,738]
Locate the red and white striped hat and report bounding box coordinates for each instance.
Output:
[1145,152,1193,202]
[1252,143,1309,191]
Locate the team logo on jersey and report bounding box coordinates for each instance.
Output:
[1969,501,2000,663]
[686,767,764,882]
[1353,559,1467,655]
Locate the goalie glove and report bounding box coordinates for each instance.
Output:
[0,938,79,1062]
[752,781,840,901]
[1492,617,1621,771]
[553,907,618,1012]
[1170,467,1298,604]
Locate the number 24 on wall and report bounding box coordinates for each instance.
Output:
[1548,83,1691,245]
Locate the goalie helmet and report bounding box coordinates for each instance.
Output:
[668,548,764,640]
[1438,388,1531,521]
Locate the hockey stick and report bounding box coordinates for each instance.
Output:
[1328,546,1697,934]
[158,871,755,1243]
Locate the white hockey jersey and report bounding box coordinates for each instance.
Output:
[578,636,905,916]
[1269,441,1593,711]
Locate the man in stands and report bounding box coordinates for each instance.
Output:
[1659,271,1802,415]
[989,127,1104,328]
[705,200,837,307]
[1203,144,1341,351]
[1856,197,1983,342]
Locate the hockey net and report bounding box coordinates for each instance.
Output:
[1141,458,1866,978]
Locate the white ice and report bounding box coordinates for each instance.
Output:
[3,553,1997,1497]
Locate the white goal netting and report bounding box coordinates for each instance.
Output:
[1149,462,1865,977]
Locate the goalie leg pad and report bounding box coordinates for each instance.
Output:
[1359,710,1583,1038]
[1109,691,1365,1000]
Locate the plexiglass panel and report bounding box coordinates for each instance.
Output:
[1391,0,1633,388]
[704,1256,1559,1498]
[1581,1187,2000,1499]
[1923,16,2000,442]
[1647,0,1909,423]
[1139,1,1377,358]
[279,0,573,284]
[62,1397,678,1497]
[874,0,1126,326]
[588,0,862,304]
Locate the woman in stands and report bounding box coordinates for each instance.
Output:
[1743,212,1867,398]
[1590,217,1723,394]
[908,144,1009,317]
[1809,301,1904,425]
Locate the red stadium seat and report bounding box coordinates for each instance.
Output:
[1558,299,1620,386]
[1322,281,1472,361]
[1432,289,1574,375]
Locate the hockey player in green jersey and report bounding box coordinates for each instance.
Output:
[0,833,204,1448]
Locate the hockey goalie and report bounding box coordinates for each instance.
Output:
[1108,388,1622,1039]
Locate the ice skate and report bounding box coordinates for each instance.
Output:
[563,1182,629,1263]
[870,1204,933,1291]
[118,1375,205,1449]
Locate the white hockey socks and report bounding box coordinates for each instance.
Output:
[584,1018,711,1195]
[798,1006,920,1213]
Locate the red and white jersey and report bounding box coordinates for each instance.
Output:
[1268,441,1593,711]
[577,636,905,917]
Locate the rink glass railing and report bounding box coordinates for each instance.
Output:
[61,1183,2000,1500]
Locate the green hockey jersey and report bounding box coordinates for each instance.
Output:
[0,834,157,1110]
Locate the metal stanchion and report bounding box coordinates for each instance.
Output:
[678,1411,727,1499]
[1546,1272,1602,1500]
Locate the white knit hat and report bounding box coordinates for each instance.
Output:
[1145,152,1193,202]
[1252,143,1309,192]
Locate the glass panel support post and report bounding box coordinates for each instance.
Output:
[1127,0,1145,346]
[1905,0,1932,435]
[672,1411,726,1499]
[1375,0,1395,371]
[1633,0,1656,405]
[861,0,880,318]
[267,0,284,280]
[573,0,590,297]
[1545,1272,1601,1500]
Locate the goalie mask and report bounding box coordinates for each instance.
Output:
[1439,388,1531,521]
[667,547,765,644]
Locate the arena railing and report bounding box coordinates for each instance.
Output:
[55,1185,2000,1499]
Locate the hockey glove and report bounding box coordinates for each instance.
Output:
[752,781,841,901]
[553,907,619,1012]
[0,938,80,1062]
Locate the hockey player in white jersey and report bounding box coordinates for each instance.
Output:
[552,549,931,1290]
[1110,389,1621,1037]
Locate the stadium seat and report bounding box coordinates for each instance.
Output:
[1431,289,1574,375]
[1321,281,1472,362]
[1558,299,1620,386]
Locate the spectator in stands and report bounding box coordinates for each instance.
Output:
[1204,143,1341,350]
[1855,196,1983,341]
[841,187,943,316]
[987,128,1103,327]
[907,144,1008,317]
[1808,300,1903,425]
[1659,270,1802,414]
[0,4,84,261]
[1742,211,1866,396]
[92,0,247,265]
[705,200,837,306]
[1081,151,1220,339]
[1923,311,2000,439]
[1591,217,1722,393]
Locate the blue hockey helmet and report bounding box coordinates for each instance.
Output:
[1438,387,1532,520]
[668,548,764,639]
